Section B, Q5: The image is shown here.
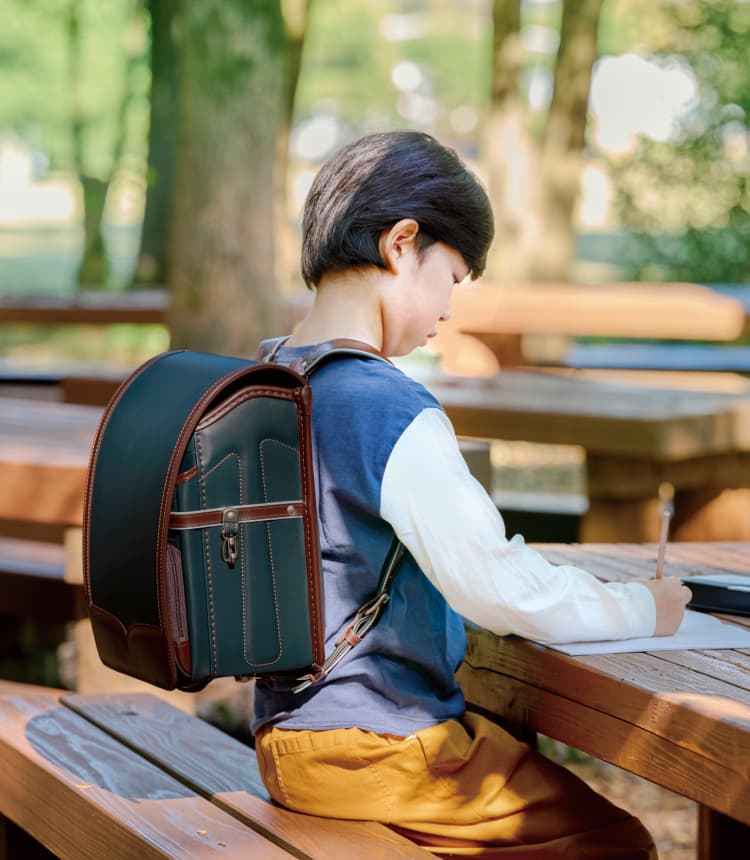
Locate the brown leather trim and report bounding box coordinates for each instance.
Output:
[291,339,391,375]
[197,385,298,430]
[169,500,304,530]
[296,388,326,668]
[88,603,176,689]
[175,641,191,676]
[83,350,185,691]
[175,465,198,484]
[156,363,308,682]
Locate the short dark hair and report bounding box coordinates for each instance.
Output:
[300,130,494,288]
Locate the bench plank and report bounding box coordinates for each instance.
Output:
[0,538,81,621]
[0,688,291,859]
[449,282,748,342]
[0,538,66,580]
[63,692,431,859]
[0,291,168,325]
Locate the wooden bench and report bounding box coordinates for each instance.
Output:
[0,539,84,687]
[561,341,750,373]
[0,538,81,623]
[0,290,168,326]
[430,281,750,374]
[0,683,430,859]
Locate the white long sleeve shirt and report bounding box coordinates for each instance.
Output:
[380,407,656,644]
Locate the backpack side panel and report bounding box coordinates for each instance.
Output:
[85,350,326,691]
[174,394,322,682]
[84,351,256,688]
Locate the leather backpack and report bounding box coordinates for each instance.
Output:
[83,341,403,692]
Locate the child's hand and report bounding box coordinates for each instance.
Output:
[638,578,692,636]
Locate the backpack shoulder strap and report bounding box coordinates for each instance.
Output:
[255,336,405,693]
[296,338,390,376]
[256,335,390,376]
[255,336,288,362]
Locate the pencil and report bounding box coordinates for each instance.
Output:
[655,482,674,580]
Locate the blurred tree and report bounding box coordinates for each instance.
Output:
[482,0,603,283]
[67,0,148,286]
[133,0,179,286]
[606,0,750,283]
[167,0,309,355]
[0,0,150,289]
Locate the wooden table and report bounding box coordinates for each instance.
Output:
[457,541,750,860]
[5,365,750,541]
[428,370,750,541]
[434,281,750,372]
[0,397,99,530]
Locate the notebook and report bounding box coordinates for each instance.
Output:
[681,574,750,617]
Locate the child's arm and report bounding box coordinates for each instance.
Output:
[381,407,688,643]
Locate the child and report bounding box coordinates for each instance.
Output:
[253,130,690,858]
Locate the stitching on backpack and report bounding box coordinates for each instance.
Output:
[200,451,239,481]
[195,432,218,673]
[199,453,250,672]
[295,408,320,654]
[252,437,301,668]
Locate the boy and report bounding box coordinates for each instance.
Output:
[253,130,690,858]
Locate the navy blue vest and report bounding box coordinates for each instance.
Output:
[252,346,466,735]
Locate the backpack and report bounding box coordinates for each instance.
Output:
[83,340,403,692]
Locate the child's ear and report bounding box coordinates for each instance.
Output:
[379,219,420,273]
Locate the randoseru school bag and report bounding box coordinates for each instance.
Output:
[83,340,403,692]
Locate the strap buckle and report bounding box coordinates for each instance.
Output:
[290,538,405,694]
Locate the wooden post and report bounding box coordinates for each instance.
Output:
[697,806,750,860]
[0,814,56,860]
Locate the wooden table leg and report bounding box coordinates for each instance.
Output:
[464,701,538,749]
[584,453,750,541]
[579,496,661,542]
[0,814,56,860]
[581,488,750,542]
[697,806,750,860]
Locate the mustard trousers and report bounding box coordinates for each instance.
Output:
[255,711,656,859]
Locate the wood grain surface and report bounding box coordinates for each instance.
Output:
[0,689,289,859]
[458,542,750,825]
[63,692,431,860]
[0,398,99,526]
[428,372,750,460]
[447,282,748,342]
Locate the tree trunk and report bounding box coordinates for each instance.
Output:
[273,0,310,295]
[481,0,540,284]
[69,0,144,288]
[67,0,109,288]
[135,0,179,286]
[533,0,603,280]
[77,176,109,285]
[168,0,302,355]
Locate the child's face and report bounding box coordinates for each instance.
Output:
[384,241,469,356]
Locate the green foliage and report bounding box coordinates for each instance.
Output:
[604,0,750,283]
[0,0,149,176]
[294,0,492,140]
[180,1,288,103]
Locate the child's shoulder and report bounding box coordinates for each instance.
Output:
[314,354,441,418]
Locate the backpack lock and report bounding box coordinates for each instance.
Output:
[221,507,239,566]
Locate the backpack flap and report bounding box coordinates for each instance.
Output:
[169,375,326,684]
[84,350,325,690]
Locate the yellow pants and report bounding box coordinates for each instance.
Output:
[255,711,656,859]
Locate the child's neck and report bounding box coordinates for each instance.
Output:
[286,270,384,350]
